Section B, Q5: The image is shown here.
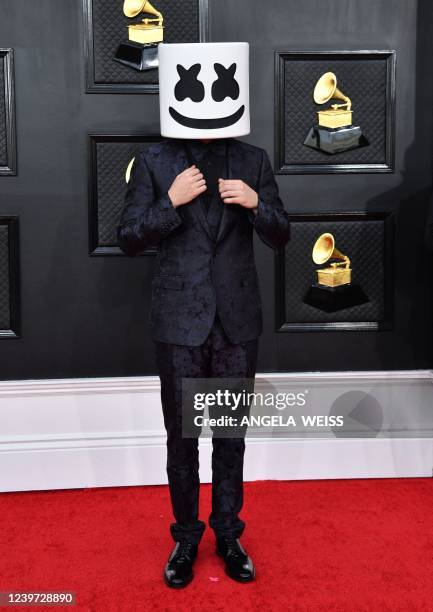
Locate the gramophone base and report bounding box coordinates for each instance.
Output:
[113,41,159,72]
[303,126,369,155]
[303,283,369,313]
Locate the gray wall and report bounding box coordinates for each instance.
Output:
[0,0,432,379]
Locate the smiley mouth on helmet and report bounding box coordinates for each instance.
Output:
[169,105,245,129]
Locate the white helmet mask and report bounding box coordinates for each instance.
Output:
[158,42,250,139]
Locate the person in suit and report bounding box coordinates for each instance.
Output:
[117,42,290,588]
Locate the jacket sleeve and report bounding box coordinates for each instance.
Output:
[117,151,183,256]
[426,194,433,252]
[248,149,291,249]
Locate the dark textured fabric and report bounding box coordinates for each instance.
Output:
[185,140,226,237]
[186,139,226,210]
[117,138,291,346]
[155,313,258,545]
[117,139,288,546]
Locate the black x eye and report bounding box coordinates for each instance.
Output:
[174,64,205,102]
[211,63,240,102]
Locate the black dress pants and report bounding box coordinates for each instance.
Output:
[155,313,258,545]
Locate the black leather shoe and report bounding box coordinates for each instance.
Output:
[216,537,255,582]
[163,541,198,588]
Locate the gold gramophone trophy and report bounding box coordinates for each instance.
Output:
[303,72,368,154]
[313,233,351,287]
[114,0,164,71]
[303,233,369,312]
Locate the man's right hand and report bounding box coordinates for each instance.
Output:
[168,165,207,208]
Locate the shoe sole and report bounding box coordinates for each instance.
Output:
[216,549,256,583]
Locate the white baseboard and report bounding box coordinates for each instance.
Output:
[0,371,432,492]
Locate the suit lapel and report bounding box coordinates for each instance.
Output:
[215,139,242,243]
[175,139,246,244]
[191,192,213,241]
[172,152,187,178]
[178,141,213,241]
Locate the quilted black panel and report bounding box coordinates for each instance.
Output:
[0,59,7,166]
[281,55,388,166]
[91,0,201,85]
[281,217,388,325]
[94,138,161,247]
[0,224,10,330]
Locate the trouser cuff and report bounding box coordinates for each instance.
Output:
[170,520,206,545]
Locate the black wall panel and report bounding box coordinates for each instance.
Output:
[0,48,16,175]
[88,134,161,254]
[0,0,432,379]
[84,0,208,92]
[0,216,19,338]
[0,56,6,167]
[276,212,394,332]
[275,51,395,173]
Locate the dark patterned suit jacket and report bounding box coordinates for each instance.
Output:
[117,138,290,346]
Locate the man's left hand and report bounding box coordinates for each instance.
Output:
[219,179,259,211]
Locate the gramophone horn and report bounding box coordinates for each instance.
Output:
[312,233,347,265]
[313,72,351,110]
[125,157,135,183]
[123,0,160,18]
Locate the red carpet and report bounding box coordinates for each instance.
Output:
[1,479,433,611]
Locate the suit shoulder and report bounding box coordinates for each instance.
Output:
[138,139,181,164]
